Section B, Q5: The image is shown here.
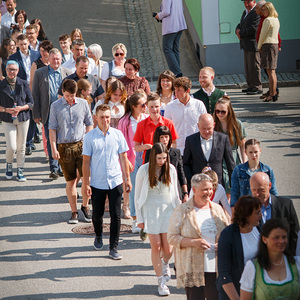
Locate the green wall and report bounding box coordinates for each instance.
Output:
[185,0,203,42]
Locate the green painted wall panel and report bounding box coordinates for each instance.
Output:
[185,0,203,42]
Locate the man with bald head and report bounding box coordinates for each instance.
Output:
[183,113,235,190]
[250,172,299,255]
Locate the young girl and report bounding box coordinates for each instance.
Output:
[156,70,175,116]
[118,90,148,223]
[76,79,93,112]
[231,138,278,208]
[213,96,247,196]
[135,143,181,296]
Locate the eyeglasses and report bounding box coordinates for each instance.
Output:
[6,68,18,72]
[141,103,147,107]
[114,53,124,57]
[215,109,227,115]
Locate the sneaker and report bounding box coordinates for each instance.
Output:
[25,147,32,155]
[158,276,170,296]
[49,170,59,180]
[140,228,148,241]
[132,220,141,234]
[81,205,92,222]
[68,212,79,224]
[246,88,263,95]
[31,144,36,151]
[16,168,26,182]
[94,236,103,250]
[162,259,171,282]
[5,163,13,180]
[109,248,122,260]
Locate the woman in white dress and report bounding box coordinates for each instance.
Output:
[135,142,181,296]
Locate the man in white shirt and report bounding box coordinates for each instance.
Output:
[62,39,95,74]
[164,76,206,156]
[1,0,29,29]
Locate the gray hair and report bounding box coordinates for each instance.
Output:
[49,48,61,56]
[256,1,266,8]
[72,39,85,47]
[88,43,103,60]
[191,173,213,189]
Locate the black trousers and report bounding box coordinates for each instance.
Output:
[185,272,218,300]
[91,184,123,250]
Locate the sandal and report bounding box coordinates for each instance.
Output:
[263,96,273,102]
[122,205,131,219]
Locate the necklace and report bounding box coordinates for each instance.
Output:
[271,256,284,267]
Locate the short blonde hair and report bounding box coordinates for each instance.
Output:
[262,2,278,18]
[112,43,127,57]
[200,66,215,77]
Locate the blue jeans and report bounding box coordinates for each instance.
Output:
[43,121,59,172]
[162,30,183,76]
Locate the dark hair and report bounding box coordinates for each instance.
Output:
[156,70,175,95]
[105,76,117,92]
[245,138,261,150]
[39,40,53,53]
[123,89,146,116]
[0,38,15,58]
[174,76,192,91]
[96,104,110,114]
[59,33,71,41]
[16,34,28,42]
[15,10,27,24]
[147,92,161,104]
[153,126,172,150]
[232,196,262,227]
[30,19,46,41]
[125,58,140,71]
[62,79,78,94]
[11,26,22,35]
[76,55,89,65]
[256,218,294,270]
[213,96,244,147]
[148,143,170,188]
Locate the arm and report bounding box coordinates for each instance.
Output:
[86,125,93,133]
[239,13,260,38]
[134,141,152,152]
[183,138,193,189]
[0,58,4,80]
[174,151,188,202]
[49,129,60,160]
[119,152,132,193]
[82,154,92,197]
[258,18,270,50]
[230,167,240,208]
[29,62,37,91]
[223,135,235,185]
[240,290,252,300]
[239,138,247,163]
[31,70,42,123]
[288,200,300,256]
[268,167,278,196]
[134,166,145,225]
[223,284,240,300]
[157,0,171,20]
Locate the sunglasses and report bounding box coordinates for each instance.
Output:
[141,103,147,107]
[215,109,227,115]
[114,53,124,57]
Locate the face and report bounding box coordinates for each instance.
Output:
[49,52,62,70]
[39,47,49,60]
[6,0,16,13]
[125,63,137,79]
[244,0,256,11]
[247,207,262,227]
[175,86,189,101]
[134,97,147,114]
[255,5,262,15]
[76,61,89,78]
[110,89,122,103]
[160,78,172,91]
[6,64,19,79]
[250,178,271,203]
[262,228,288,254]
[96,109,111,131]
[72,31,81,40]
[262,6,269,17]
[62,91,76,105]
[5,41,16,54]
[26,29,37,43]
[34,23,40,33]
[17,39,29,54]
[72,45,85,60]
[87,49,94,59]
[59,39,72,52]
[198,117,215,140]
[16,13,25,25]
[148,99,161,118]
[81,86,92,98]
[245,144,261,163]
[114,48,125,62]
[199,70,214,88]
[193,180,213,203]
[159,135,170,148]
[156,152,168,167]
[215,103,229,121]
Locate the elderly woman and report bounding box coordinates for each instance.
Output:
[100,43,127,89]
[168,173,229,300]
[0,60,33,182]
[217,195,261,300]
[119,58,151,97]
[87,44,106,81]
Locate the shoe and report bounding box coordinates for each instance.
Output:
[16,167,26,182]
[68,211,79,224]
[246,89,263,95]
[158,276,170,296]
[263,94,278,102]
[162,259,171,282]
[260,90,270,99]
[5,163,13,180]
[242,87,251,93]
[122,205,131,219]
[81,205,92,222]
[49,170,59,180]
[140,228,148,241]
[272,94,278,102]
[33,135,41,143]
[94,236,103,250]
[25,147,32,155]
[132,220,141,234]
[31,144,36,151]
[109,248,122,260]
[58,169,64,177]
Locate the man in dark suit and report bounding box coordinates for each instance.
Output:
[250,172,299,255]
[32,48,71,179]
[183,113,235,190]
[236,0,262,95]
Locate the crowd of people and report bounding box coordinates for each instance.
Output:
[0,0,299,299]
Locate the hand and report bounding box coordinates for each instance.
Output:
[278,47,281,52]
[235,29,240,39]
[52,149,60,160]
[182,193,189,203]
[34,118,41,124]
[154,13,160,20]
[144,144,153,150]
[82,184,92,197]
[193,238,211,250]
[137,223,144,229]
[125,180,132,193]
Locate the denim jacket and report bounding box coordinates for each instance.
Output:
[230,161,278,207]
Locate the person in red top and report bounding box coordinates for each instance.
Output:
[255,1,281,99]
[134,92,178,162]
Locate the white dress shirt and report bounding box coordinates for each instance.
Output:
[200,135,213,161]
[20,51,31,82]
